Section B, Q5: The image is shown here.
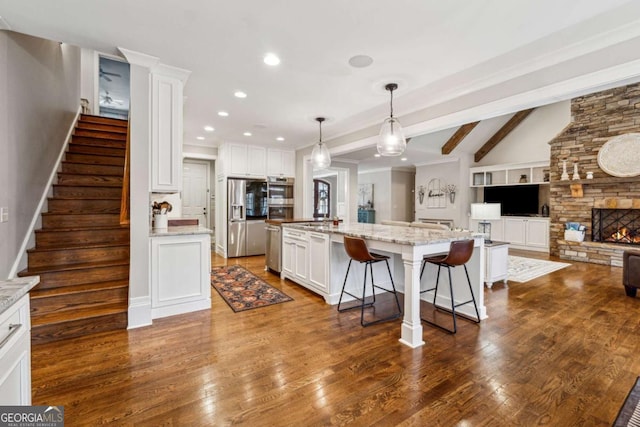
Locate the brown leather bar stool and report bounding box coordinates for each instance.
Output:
[337,236,402,326]
[419,239,480,333]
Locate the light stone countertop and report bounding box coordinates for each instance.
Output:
[149,225,213,237]
[283,222,481,246]
[0,276,40,316]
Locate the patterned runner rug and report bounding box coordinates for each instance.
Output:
[507,256,571,283]
[211,265,293,312]
[614,377,640,426]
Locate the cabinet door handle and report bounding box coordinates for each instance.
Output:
[0,323,22,350]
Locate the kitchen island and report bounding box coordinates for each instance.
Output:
[281,223,486,348]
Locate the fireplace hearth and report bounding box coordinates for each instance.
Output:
[592,208,640,245]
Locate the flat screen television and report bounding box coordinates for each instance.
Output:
[484,185,539,216]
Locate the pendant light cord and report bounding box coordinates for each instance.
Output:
[389,87,394,119]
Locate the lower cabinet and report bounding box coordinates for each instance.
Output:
[484,242,509,288]
[151,233,212,319]
[503,217,549,251]
[282,228,330,299]
[0,294,31,405]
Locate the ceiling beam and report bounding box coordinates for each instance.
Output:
[441,122,479,155]
[474,108,535,162]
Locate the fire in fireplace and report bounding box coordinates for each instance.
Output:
[592,208,640,245]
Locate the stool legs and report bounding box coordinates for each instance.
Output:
[420,263,480,334]
[338,259,402,327]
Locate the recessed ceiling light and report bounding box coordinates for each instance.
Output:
[234,91,247,98]
[196,136,205,140]
[243,132,252,136]
[374,153,381,158]
[348,55,374,68]
[400,157,407,161]
[218,111,229,117]
[276,137,285,142]
[263,53,280,66]
[204,126,214,132]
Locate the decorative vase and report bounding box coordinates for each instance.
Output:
[519,174,527,183]
[449,192,455,204]
[561,160,569,181]
[586,171,594,179]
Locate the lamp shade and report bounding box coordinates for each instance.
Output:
[470,203,501,220]
[311,142,331,169]
[377,117,407,156]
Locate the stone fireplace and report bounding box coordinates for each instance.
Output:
[592,204,640,245]
[549,83,640,266]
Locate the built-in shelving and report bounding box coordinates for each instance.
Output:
[470,161,549,187]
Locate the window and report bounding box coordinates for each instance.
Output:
[313,179,330,218]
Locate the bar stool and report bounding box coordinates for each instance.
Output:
[337,236,402,326]
[419,239,480,333]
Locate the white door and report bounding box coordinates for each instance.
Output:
[183,159,210,228]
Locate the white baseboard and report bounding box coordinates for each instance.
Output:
[127,296,152,329]
[151,298,211,319]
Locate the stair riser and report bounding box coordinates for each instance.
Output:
[47,198,121,214]
[31,312,128,345]
[76,122,127,134]
[33,265,129,289]
[57,174,122,187]
[28,246,129,268]
[36,228,129,249]
[31,287,128,315]
[43,214,120,228]
[53,185,122,199]
[80,115,127,128]
[72,135,126,148]
[74,128,126,139]
[65,143,125,159]
[61,162,123,176]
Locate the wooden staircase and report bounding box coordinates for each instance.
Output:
[18,114,130,344]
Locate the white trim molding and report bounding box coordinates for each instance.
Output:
[127,296,152,329]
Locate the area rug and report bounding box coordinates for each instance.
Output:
[211,265,293,312]
[507,256,571,283]
[614,377,640,426]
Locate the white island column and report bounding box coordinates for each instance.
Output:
[400,252,425,348]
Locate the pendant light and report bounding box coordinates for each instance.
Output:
[311,117,331,169]
[377,83,407,156]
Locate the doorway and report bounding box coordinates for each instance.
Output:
[183,159,211,229]
[98,56,130,119]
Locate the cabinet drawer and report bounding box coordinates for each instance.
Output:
[0,295,29,356]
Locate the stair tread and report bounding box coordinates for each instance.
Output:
[31,280,129,298]
[76,124,127,134]
[41,212,120,216]
[31,303,127,325]
[67,144,125,155]
[36,225,129,233]
[19,259,130,275]
[28,242,129,254]
[47,195,121,201]
[80,115,128,126]
[57,168,123,177]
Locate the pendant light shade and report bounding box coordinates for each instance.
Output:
[377,83,406,156]
[311,117,331,169]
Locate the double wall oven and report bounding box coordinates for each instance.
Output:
[267,176,294,220]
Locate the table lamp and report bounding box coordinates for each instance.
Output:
[470,203,501,243]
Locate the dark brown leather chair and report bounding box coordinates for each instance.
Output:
[420,239,480,333]
[337,236,402,326]
[623,251,640,297]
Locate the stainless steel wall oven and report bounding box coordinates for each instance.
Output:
[267,176,294,220]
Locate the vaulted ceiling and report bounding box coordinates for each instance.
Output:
[2,0,640,168]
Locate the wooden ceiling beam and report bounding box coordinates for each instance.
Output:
[474,108,535,162]
[441,121,479,155]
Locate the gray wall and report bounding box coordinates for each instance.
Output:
[0,31,80,278]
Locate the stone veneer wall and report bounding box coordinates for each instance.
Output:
[549,83,640,266]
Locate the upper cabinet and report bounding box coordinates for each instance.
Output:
[470,161,549,187]
[150,64,191,192]
[267,148,295,177]
[220,143,294,178]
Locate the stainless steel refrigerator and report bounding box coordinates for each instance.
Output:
[227,178,268,257]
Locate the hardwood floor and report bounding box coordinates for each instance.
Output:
[31,250,640,425]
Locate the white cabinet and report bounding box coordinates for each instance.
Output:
[469,218,504,242]
[470,161,549,187]
[222,143,267,178]
[151,65,190,192]
[267,149,295,177]
[282,227,331,299]
[0,294,31,405]
[308,232,330,292]
[484,242,509,288]
[503,217,549,252]
[150,233,212,319]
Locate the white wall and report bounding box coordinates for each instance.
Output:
[0,32,80,279]
[357,168,415,223]
[358,169,390,223]
[475,100,571,166]
[391,170,415,221]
